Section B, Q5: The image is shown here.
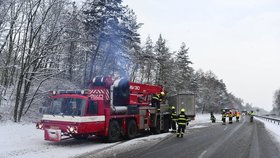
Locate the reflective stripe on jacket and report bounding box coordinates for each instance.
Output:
[249,112,255,116]
[177,113,188,125]
[152,95,160,100]
[171,112,177,121]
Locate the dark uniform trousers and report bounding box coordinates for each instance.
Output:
[171,111,177,132]
[177,113,188,137]
[222,113,226,125]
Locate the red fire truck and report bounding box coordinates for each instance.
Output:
[36,76,171,142]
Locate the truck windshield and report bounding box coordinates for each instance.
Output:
[46,98,86,116]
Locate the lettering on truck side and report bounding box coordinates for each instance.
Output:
[130,85,140,90]
[89,94,103,100]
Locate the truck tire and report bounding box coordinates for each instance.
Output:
[163,115,170,133]
[107,120,121,142]
[151,117,160,134]
[126,120,137,139]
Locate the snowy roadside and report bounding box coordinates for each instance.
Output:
[189,113,222,129]
[0,114,213,158]
[0,121,118,158]
[255,117,280,146]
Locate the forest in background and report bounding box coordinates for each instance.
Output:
[0,0,270,122]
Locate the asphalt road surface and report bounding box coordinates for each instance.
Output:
[81,116,280,158]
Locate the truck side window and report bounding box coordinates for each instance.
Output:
[88,100,98,114]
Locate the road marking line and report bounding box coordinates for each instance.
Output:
[224,127,228,130]
[198,150,207,158]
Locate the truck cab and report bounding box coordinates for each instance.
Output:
[38,90,108,141]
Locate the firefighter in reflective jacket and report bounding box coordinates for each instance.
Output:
[235,111,240,122]
[228,110,233,124]
[248,110,255,122]
[170,106,177,133]
[151,94,160,109]
[222,110,226,125]
[210,112,216,123]
[177,108,189,138]
[151,92,165,110]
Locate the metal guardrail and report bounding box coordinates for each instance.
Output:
[256,115,280,125]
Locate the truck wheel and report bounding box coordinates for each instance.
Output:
[151,118,160,134]
[107,120,121,142]
[163,116,170,133]
[126,120,137,139]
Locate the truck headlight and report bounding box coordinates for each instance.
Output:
[69,127,75,132]
[36,123,43,129]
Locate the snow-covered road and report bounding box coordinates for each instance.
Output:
[0,114,279,158]
[103,116,280,158]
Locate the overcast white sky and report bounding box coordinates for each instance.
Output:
[122,0,280,111]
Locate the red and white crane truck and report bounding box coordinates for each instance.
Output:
[36,76,171,142]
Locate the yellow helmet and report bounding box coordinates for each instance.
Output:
[181,108,185,112]
[171,106,175,110]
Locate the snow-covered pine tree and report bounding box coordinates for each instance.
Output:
[129,35,155,83]
[273,89,280,115]
[174,42,193,92]
[106,5,141,79]
[142,36,156,84]
[195,70,232,113]
[82,0,141,81]
[154,34,174,92]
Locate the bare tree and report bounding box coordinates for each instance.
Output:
[10,0,71,122]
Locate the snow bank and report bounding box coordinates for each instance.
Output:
[0,121,115,158]
[255,117,280,145]
[191,113,222,123]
